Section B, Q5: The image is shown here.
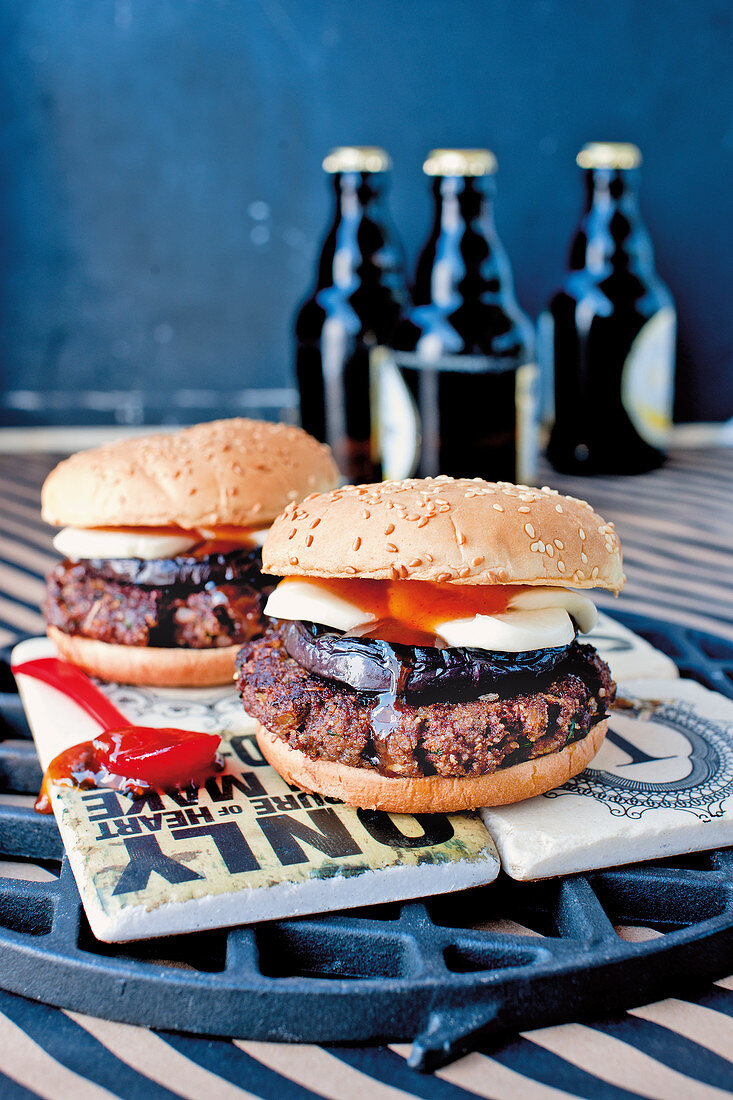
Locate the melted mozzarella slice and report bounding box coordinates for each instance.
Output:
[265,578,597,652]
[265,578,373,632]
[507,587,598,635]
[53,527,200,561]
[437,607,576,651]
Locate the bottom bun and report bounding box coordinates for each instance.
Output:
[256,720,608,813]
[47,626,239,687]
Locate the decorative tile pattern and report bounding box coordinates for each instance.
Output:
[482,678,733,879]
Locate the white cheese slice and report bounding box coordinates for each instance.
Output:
[507,587,598,635]
[265,578,374,632]
[264,578,598,653]
[437,607,575,651]
[53,527,200,561]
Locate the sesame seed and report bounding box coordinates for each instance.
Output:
[305,534,313,547]
[417,517,429,528]
[344,566,357,574]
[492,503,505,512]
[386,542,398,553]
[546,544,554,557]
[352,537,361,551]
[385,523,395,535]
[555,504,563,513]
[311,518,321,529]
[436,572,452,582]
[591,565,599,578]
[289,555,299,565]
[363,509,371,520]
[524,523,536,538]
[537,542,546,554]
[581,552,588,563]
[496,568,507,581]
[288,528,297,540]
[455,528,466,545]
[518,506,531,514]
[554,539,564,550]
[409,558,422,567]
[472,555,485,567]
[459,565,471,577]
[557,560,566,572]
[579,528,586,540]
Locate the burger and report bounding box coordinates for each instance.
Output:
[42,418,339,687]
[236,477,623,812]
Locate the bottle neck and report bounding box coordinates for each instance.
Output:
[571,167,655,275]
[428,175,497,248]
[315,171,402,293]
[332,171,387,218]
[415,175,521,311]
[406,175,533,356]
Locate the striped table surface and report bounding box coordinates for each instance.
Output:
[0,447,732,1100]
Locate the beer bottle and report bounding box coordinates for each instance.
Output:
[384,149,536,483]
[544,142,676,475]
[295,146,406,482]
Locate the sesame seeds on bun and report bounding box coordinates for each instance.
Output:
[41,418,340,530]
[263,477,625,593]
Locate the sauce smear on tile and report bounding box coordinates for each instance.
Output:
[35,726,222,813]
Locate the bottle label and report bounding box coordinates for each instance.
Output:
[372,348,421,481]
[536,310,556,425]
[621,307,676,447]
[515,362,539,485]
[320,316,349,461]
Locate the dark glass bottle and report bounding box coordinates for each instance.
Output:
[544,142,676,475]
[295,146,405,482]
[386,149,536,483]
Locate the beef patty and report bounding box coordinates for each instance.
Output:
[45,558,273,649]
[236,624,615,779]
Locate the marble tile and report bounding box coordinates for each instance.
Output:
[587,612,678,682]
[13,638,499,943]
[482,678,733,880]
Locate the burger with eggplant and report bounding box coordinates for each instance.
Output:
[236,477,623,811]
[42,418,339,687]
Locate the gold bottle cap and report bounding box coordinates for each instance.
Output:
[423,148,498,177]
[576,142,642,170]
[322,146,392,173]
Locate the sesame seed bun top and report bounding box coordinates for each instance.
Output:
[41,418,340,530]
[263,477,625,592]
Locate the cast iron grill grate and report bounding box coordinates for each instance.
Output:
[0,610,731,1071]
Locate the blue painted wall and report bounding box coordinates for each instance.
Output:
[1,0,731,426]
